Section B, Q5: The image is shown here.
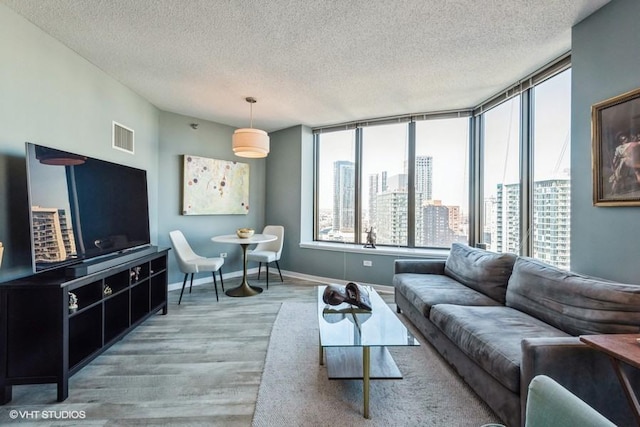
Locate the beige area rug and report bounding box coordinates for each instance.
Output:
[252,302,502,426]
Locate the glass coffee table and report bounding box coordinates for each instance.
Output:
[317,285,419,418]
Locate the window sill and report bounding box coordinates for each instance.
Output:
[299,241,449,259]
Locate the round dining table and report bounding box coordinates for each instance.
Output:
[211,233,277,297]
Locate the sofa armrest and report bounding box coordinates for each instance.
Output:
[521,337,637,427]
[394,259,446,275]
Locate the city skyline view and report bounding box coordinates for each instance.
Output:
[315,69,571,268]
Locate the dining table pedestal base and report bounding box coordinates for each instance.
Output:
[225,282,263,297]
[211,233,277,298]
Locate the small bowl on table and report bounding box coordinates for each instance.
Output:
[236,228,255,239]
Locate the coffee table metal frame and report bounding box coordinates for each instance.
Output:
[317,285,419,418]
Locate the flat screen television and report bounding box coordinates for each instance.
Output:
[25,142,151,273]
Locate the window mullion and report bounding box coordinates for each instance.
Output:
[470,115,483,247]
[354,128,363,244]
[520,90,533,257]
[313,133,320,241]
[407,121,416,247]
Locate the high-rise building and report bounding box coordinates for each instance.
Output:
[380,171,388,193]
[423,200,453,247]
[416,155,433,201]
[332,160,355,233]
[483,196,497,250]
[366,160,446,247]
[370,162,437,246]
[368,173,379,227]
[448,205,461,236]
[532,179,571,269]
[386,173,407,192]
[496,179,571,269]
[31,207,76,263]
[373,173,409,245]
[496,183,520,254]
[421,200,466,247]
[375,191,408,246]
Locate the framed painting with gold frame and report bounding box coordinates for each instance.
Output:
[592,87,640,206]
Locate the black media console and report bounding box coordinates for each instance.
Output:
[0,246,169,404]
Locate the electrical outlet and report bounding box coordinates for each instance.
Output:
[363,260,372,267]
[220,252,227,258]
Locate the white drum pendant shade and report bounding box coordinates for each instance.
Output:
[233,96,269,158]
[232,128,270,158]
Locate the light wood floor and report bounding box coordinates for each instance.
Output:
[3,275,393,426]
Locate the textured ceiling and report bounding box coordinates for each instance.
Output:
[2,0,610,132]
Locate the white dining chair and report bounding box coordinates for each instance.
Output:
[247,225,284,289]
[169,230,224,304]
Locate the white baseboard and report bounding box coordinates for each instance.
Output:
[168,267,255,291]
[168,268,394,295]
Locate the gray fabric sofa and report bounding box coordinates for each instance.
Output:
[394,243,640,427]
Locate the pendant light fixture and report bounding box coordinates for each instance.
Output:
[232,97,270,158]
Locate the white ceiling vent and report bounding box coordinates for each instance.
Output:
[112,121,134,154]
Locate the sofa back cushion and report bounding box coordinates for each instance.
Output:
[506,257,640,335]
[444,243,517,303]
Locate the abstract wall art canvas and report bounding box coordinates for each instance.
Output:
[182,155,249,215]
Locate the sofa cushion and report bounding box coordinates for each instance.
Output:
[506,257,640,335]
[430,304,569,393]
[393,273,501,317]
[444,243,517,303]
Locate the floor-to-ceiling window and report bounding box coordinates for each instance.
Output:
[532,69,571,269]
[415,118,469,248]
[481,97,521,253]
[314,116,471,249]
[362,123,409,246]
[476,64,571,268]
[313,57,571,267]
[315,129,356,243]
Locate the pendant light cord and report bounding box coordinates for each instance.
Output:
[246,96,257,129]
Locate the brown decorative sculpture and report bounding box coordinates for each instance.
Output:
[364,227,376,248]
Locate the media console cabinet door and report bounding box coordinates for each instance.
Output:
[6,287,62,379]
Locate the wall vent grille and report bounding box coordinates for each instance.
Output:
[112,121,134,154]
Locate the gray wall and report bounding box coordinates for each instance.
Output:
[263,126,305,272]
[0,4,160,282]
[571,0,640,283]
[157,111,267,285]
